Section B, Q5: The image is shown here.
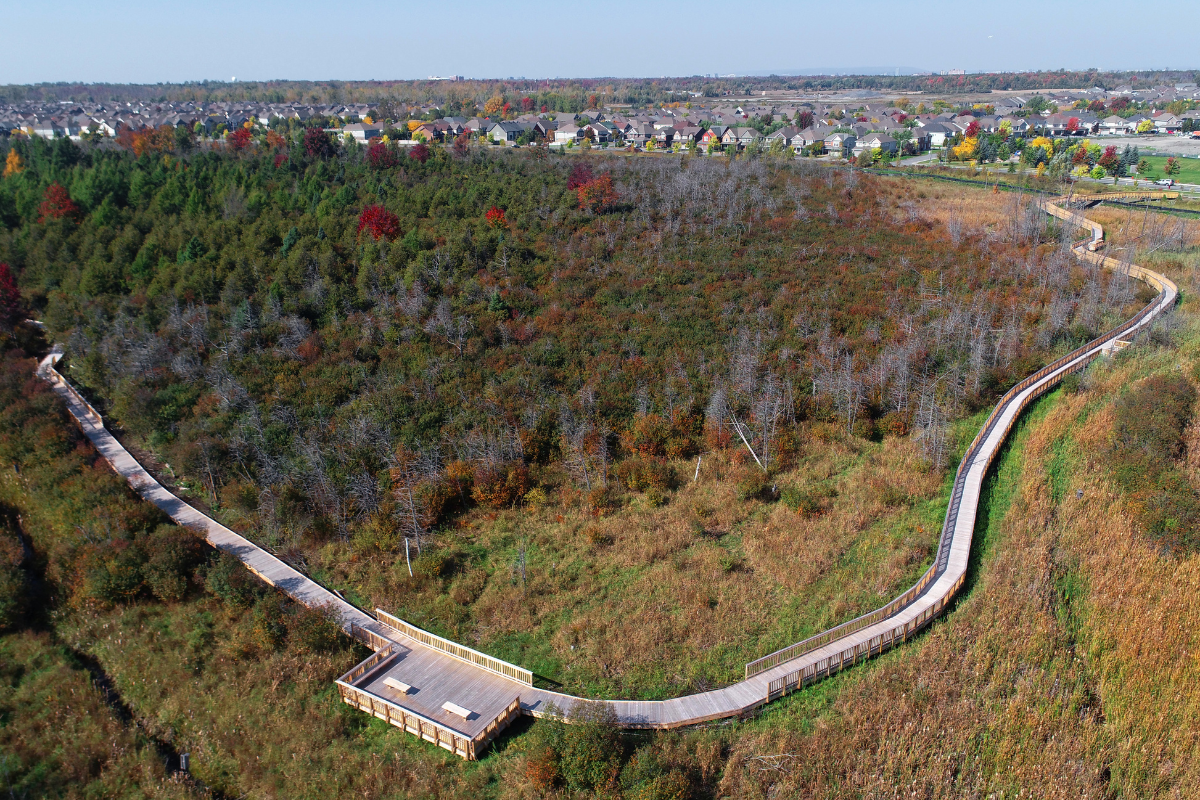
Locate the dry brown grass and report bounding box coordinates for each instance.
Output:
[706,262,1200,799]
[319,431,946,699]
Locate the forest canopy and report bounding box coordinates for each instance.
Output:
[0,133,1140,560]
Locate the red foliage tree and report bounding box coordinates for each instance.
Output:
[520,97,535,112]
[1087,100,1106,113]
[367,141,398,170]
[540,104,549,113]
[796,110,814,130]
[303,128,336,159]
[273,153,288,168]
[37,183,79,223]
[452,132,471,157]
[486,206,506,228]
[357,205,401,241]
[964,120,981,138]
[1098,146,1119,173]
[227,127,253,151]
[265,130,287,150]
[409,141,430,163]
[576,174,618,213]
[1066,117,1081,134]
[0,264,21,330]
[567,163,594,190]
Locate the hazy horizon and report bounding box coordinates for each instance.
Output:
[3,0,1198,86]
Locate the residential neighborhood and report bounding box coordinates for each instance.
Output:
[5,81,1199,163]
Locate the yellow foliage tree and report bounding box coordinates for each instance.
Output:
[407,120,422,132]
[1028,136,1054,154]
[1137,119,1155,134]
[363,115,373,125]
[242,120,254,129]
[483,95,505,116]
[3,149,23,178]
[953,136,978,161]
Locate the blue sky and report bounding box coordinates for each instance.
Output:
[3,0,1198,84]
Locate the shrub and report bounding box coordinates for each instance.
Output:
[781,484,836,516]
[586,486,621,516]
[558,702,624,795]
[614,457,676,493]
[735,469,772,502]
[143,524,206,602]
[250,595,289,652]
[471,462,529,509]
[288,603,344,653]
[205,551,262,608]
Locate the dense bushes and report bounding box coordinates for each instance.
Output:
[525,702,707,798]
[75,523,206,606]
[1107,372,1200,552]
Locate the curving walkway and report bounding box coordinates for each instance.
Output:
[38,192,1178,756]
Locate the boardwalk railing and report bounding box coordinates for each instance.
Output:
[349,621,398,653]
[335,646,521,761]
[748,192,1179,683]
[375,609,534,686]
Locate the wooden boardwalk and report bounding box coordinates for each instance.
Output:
[38,193,1178,759]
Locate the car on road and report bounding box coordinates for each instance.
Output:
[1155,178,1175,187]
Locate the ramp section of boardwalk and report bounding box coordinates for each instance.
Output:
[38,192,1178,759]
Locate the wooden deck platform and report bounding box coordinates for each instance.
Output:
[37,191,1179,760]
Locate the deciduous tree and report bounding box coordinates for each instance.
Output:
[303,128,336,159]
[4,148,24,178]
[37,183,79,223]
[227,127,253,151]
[357,205,401,241]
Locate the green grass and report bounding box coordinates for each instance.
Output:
[1137,155,1200,184]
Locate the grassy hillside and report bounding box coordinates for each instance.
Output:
[2,143,1199,797]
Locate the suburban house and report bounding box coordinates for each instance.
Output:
[411,123,441,142]
[721,127,762,149]
[1000,116,1029,136]
[824,132,856,158]
[918,122,954,148]
[699,127,724,151]
[855,133,898,156]
[626,124,656,146]
[908,130,932,152]
[341,122,382,142]
[587,122,614,143]
[1153,112,1182,133]
[554,123,583,143]
[1100,115,1134,135]
[490,121,533,144]
[765,125,799,148]
[791,126,824,149]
